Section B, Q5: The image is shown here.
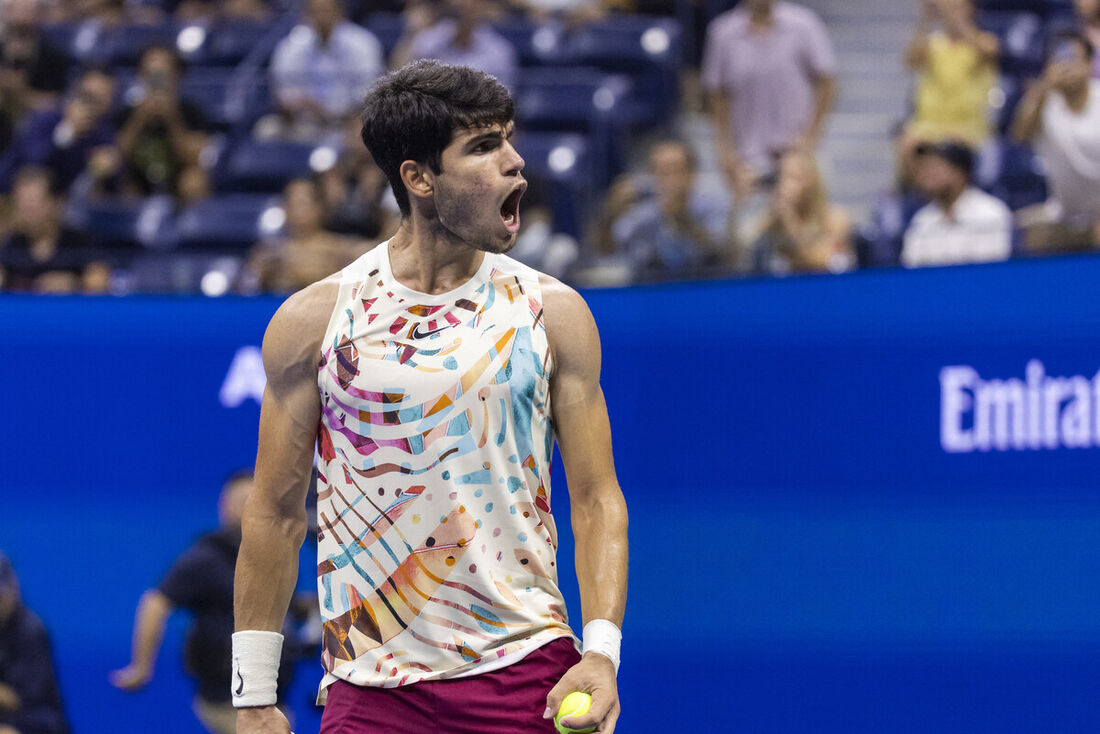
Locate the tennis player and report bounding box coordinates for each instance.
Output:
[232,60,628,733]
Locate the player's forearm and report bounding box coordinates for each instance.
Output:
[234,509,308,632]
[571,487,628,626]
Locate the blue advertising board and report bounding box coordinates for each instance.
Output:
[3,255,1100,732]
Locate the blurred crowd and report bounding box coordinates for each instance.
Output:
[0,0,1096,294]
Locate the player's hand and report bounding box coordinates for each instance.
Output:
[109,664,152,691]
[544,652,619,733]
[237,705,291,734]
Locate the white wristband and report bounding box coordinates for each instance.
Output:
[231,630,284,708]
[581,619,621,673]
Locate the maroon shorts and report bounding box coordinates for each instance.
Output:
[318,637,581,734]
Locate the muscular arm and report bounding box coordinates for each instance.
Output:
[234,279,336,729]
[235,281,335,631]
[544,278,628,629]
[541,277,628,732]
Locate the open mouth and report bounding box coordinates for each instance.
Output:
[500,184,525,233]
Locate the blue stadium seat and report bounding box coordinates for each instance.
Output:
[68,21,178,66]
[168,193,280,251]
[977,10,1045,77]
[194,19,274,66]
[362,12,406,59]
[70,195,174,249]
[219,139,328,193]
[974,0,1073,21]
[990,74,1026,134]
[40,23,79,60]
[986,138,1048,210]
[491,16,568,67]
[514,131,593,240]
[515,68,634,185]
[858,191,927,267]
[566,15,683,127]
[178,67,271,132]
[127,251,245,294]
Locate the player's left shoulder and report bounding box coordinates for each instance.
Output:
[537,273,593,332]
[537,274,601,374]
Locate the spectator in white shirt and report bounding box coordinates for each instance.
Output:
[258,0,384,144]
[1012,31,1100,251]
[902,140,1013,267]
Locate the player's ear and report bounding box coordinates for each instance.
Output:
[400,160,434,202]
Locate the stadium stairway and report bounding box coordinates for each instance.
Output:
[803,0,919,224]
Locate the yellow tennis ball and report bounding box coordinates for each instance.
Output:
[554,691,596,734]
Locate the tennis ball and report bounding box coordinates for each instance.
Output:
[554,691,596,734]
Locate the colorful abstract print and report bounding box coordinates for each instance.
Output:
[314,248,573,690]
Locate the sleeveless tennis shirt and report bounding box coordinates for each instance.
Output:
[314,242,575,696]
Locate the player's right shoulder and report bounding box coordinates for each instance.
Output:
[262,275,341,384]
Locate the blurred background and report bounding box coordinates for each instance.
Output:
[2,0,1100,731]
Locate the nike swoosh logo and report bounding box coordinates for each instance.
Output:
[411,324,448,339]
[234,658,244,696]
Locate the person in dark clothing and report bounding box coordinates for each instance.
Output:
[111,45,209,202]
[0,68,118,194]
[0,0,72,147]
[0,166,110,293]
[110,471,296,734]
[0,552,70,734]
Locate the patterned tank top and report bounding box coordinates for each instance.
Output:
[314,242,575,694]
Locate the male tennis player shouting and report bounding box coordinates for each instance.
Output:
[233,60,628,733]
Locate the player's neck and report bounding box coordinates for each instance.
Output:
[387,221,486,296]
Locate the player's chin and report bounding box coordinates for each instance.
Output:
[484,230,518,254]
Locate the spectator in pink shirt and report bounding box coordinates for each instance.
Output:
[702,0,837,199]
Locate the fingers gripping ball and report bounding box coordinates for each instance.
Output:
[555,691,597,734]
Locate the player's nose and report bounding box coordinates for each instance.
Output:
[502,140,524,177]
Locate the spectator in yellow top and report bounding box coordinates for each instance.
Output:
[900,0,999,182]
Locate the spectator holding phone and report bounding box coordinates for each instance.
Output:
[1069,0,1100,76]
[900,0,999,180]
[1012,31,1100,250]
[113,45,209,203]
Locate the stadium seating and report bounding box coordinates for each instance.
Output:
[68,21,178,66]
[361,12,407,60]
[69,195,175,250]
[167,193,281,251]
[984,137,1048,211]
[514,131,593,240]
[514,68,634,187]
[491,15,568,67]
[977,9,1045,77]
[182,19,273,66]
[566,15,683,127]
[974,0,1074,20]
[126,251,245,294]
[219,139,330,193]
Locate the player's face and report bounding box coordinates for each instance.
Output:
[431,122,526,254]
